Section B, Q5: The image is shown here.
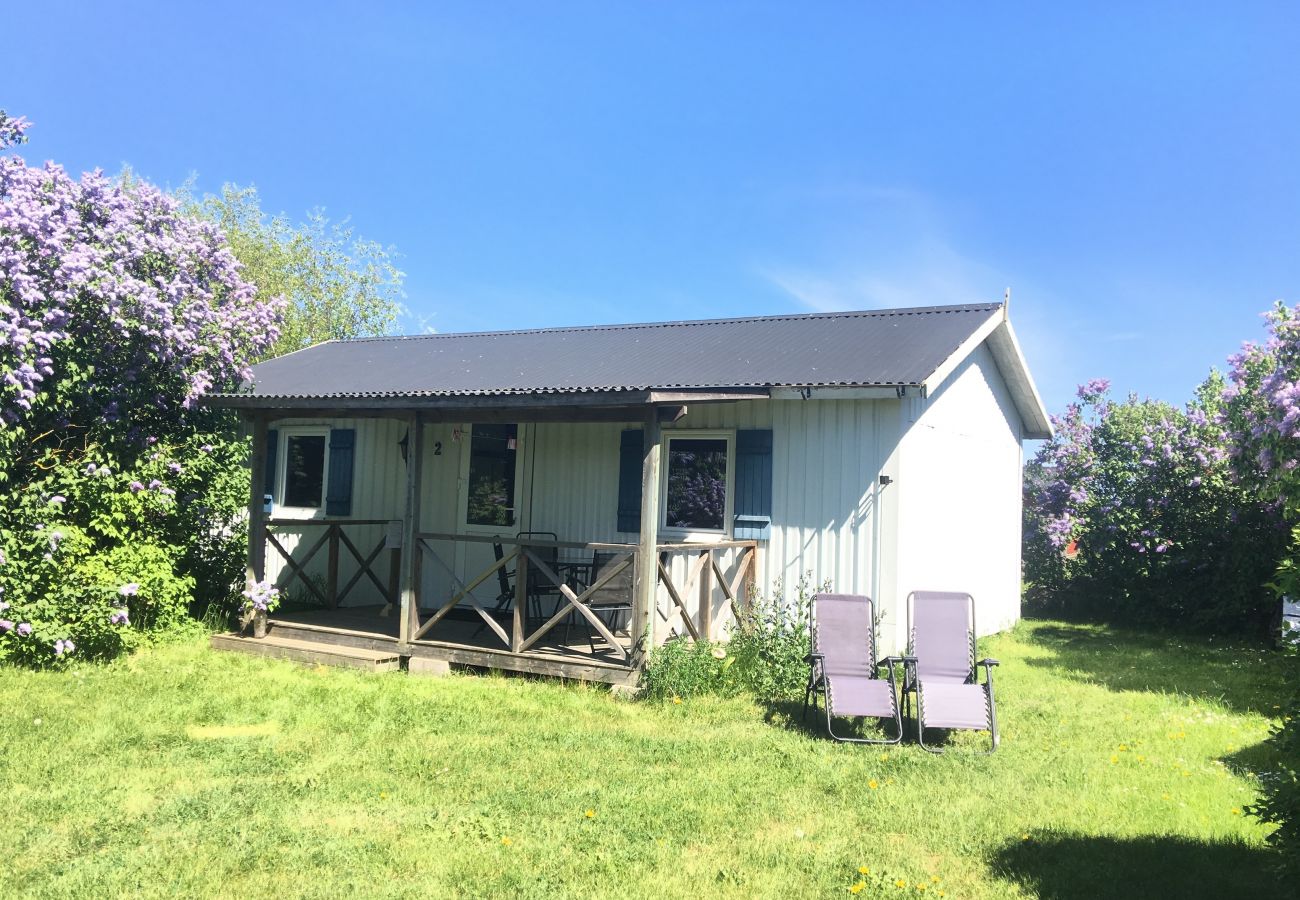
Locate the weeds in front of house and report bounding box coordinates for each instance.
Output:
[643,572,824,702]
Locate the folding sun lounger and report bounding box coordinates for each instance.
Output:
[904,590,1000,753]
[803,593,904,745]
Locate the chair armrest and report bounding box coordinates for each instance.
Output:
[978,658,999,685]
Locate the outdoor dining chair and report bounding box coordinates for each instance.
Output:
[802,593,904,745]
[904,590,1000,753]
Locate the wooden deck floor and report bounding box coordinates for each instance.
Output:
[255,605,639,686]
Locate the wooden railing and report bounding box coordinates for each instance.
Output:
[408,532,759,660]
[265,519,399,608]
[655,540,758,644]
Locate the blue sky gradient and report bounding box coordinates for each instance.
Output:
[8,1,1299,415]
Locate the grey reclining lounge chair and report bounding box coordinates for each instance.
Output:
[904,590,1000,753]
[802,593,904,744]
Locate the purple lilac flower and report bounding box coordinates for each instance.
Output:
[0,620,12,632]
[129,481,145,493]
[53,639,75,656]
[119,583,140,597]
[16,623,32,636]
[148,479,163,490]
[48,495,65,505]
[109,610,129,626]
[200,444,213,453]
[167,462,182,474]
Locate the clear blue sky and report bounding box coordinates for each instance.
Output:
[8,1,1299,417]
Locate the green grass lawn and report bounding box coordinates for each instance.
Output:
[0,620,1289,898]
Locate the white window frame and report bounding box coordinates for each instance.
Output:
[276,426,331,520]
[459,423,525,535]
[659,430,735,542]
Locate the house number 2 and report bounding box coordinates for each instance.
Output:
[433,441,442,456]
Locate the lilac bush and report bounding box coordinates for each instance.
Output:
[1023,376,1283,633]
[0,113,282,666]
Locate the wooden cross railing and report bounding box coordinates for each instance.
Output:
[265,519,399,608]
[404,532,759,660]
[411,532,640,663]
[655,540,758,644]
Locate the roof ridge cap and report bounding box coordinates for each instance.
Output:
[339,302,1001,344]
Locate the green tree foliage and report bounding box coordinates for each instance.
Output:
[180,184,404,357]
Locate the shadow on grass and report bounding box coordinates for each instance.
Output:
[762,698,906,745]
[990,832,1284,898]
[1019,620,1289,716]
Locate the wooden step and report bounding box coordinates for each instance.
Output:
[210,632,401,672]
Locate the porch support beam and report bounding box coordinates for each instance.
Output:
[245,413,268,589]
[398,412,424,645]
[632,407,663,658]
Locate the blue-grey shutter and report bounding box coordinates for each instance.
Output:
[734,429,773,540]
[264,429,279,503]
[616,429,644,533]
[325,428,356,517]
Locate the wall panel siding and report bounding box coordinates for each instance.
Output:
[893,342,1024,641]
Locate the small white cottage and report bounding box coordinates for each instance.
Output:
[211,301,1050,683]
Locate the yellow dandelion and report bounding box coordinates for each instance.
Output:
[379,791,389,800]
[931,876,941,883]
[1118,744,1128,752]
[849,882,866,895]
[917,883,928,891]
[672,696,682,705]
[879,753,889,762]
[585,809,596,819]
[895,879,908,889]
[1231,808,1242,816]
[1021,833,1031,841]
[1162,793,1171,800]
[937,892,946,898]
[869,779,880,790]
[500,837,513,846]
[1110,755,1119,764]
[859,866,871,875]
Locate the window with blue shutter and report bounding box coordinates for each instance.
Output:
[325,428,356,517]
[616,429,643,532]
[733,429,773,540]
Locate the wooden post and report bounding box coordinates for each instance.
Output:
[246,414,268,589]
[698,548,712,642]
[326,525,340,608]
[632,408,663,656]
[398,413,423,646]
[512,549,528,653]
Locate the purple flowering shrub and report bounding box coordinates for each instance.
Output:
[1023,376,1283,634]
[0,114,281,666]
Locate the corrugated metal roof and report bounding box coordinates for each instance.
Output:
[222,303,1003,401]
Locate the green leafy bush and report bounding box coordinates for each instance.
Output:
[640,637,740,701]
[0,429,246,666]
[642,573,824,702]
[728,573,823,702]
[1248,643,1300,875]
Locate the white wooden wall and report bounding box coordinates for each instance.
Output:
[889,342,1025,651]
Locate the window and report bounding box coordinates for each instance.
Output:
[465,424,518,527]
[279,429,328,511]
[662,432,732,535]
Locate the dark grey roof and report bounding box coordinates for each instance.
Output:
[220,303,1003,403]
